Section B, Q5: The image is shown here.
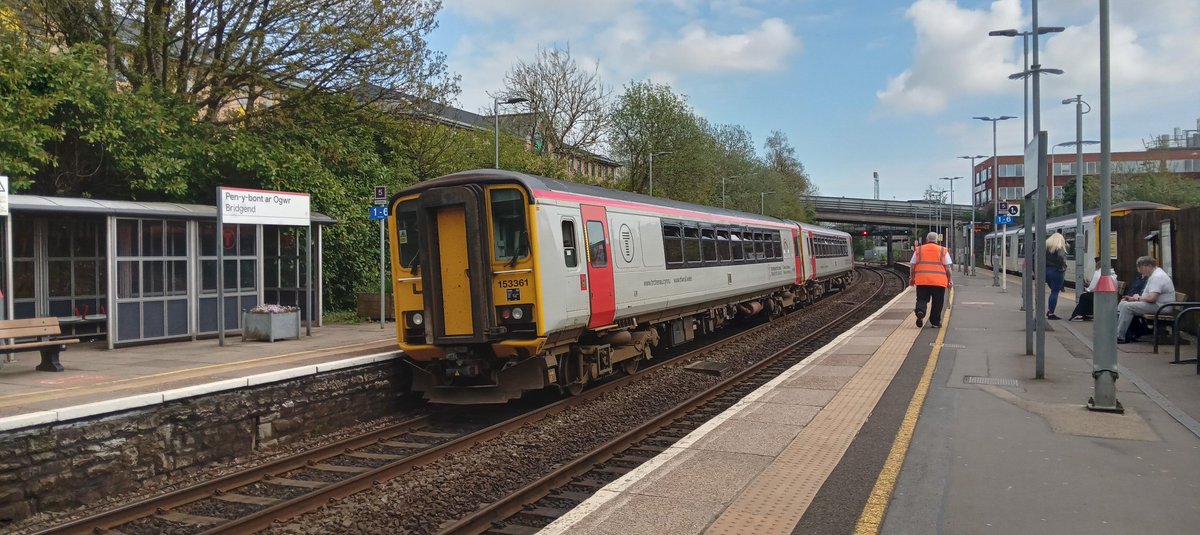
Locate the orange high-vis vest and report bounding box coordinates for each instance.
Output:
[913,243,949,287]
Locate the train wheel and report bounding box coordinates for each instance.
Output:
[563,353,589,396]
[621,358,640,375]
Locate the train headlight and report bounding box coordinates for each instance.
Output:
[411,312,424,326]
[511,307,525,320]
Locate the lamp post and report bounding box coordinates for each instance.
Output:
[959,155,986,275]
[973,115,1017,288]
[721,175,743,209]
[993,16,1065,366]
[1089,0,1121,411]
[648,151,673,196]
[939,176,962,265]
[760,191,775,214]
[494,97,529,169]
[1062,94,1096,301]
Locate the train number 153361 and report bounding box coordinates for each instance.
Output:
[497,279,528,289]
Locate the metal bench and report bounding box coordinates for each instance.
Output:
[1146,292,1196,354]
[0,317,81,372]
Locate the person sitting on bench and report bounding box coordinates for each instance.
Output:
[1117,256,1175,344]
[1069,257,1116,321]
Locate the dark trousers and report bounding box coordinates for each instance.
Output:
[1070,292,1095,318]
[915,285,946,326]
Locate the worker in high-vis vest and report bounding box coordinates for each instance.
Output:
[909,231,954,328]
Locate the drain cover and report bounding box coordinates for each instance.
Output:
[964,375,1020,387]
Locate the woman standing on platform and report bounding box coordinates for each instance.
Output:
[1044,232,1068,320]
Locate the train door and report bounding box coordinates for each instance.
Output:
[416,186,493,344]
[792,228,804,283]
[581,205,615,328]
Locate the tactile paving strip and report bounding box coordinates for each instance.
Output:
[704,306,921,535]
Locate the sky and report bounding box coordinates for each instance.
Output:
[425,0,1200,203]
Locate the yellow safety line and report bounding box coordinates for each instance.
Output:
[854,287,953,534]
[0,338,395,407]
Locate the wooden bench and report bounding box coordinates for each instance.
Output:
[0,318,81,372]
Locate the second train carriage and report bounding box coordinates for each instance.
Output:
[982,201,1177,285]
[388,169,853,403]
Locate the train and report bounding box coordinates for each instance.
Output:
[387,169,854,404]
[982,201,1177,285]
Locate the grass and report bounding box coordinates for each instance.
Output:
[323,310,369,324]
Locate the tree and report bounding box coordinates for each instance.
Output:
[19,0,458,124]
[609,80,716,201]
[501,45,609,155]
[759,131,815,220]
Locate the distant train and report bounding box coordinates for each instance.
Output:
[983,201,1177,285]
[387,170,854,403]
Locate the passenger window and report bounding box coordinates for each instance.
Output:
[742,230,754,260]
[683,226,701,264]
[490,188,528,263]
[586,221,607,267]
[731,232,744,261]
[663,225,683,265]
[562,220,578,268]
[772,235,782,259]
[701,228,717,262]
[717,230,731,262]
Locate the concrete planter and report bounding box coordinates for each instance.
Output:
[242,311,301,342]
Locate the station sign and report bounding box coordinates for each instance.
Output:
[1007,204,1021,217]
[998,201,1008,214]
[374,185,388,205]
[369,205,389,221]
[219,187,310,226]
[996,215,1014,226]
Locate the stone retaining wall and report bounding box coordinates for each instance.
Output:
[0,361,402,524]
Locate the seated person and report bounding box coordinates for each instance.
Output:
[1069,257,1117,321]
[1116,256,1176,343]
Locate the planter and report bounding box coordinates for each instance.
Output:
[356,293,395,321]
[242,311,301,342]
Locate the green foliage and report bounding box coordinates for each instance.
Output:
[1055,171,1200,216]
[324,310,369,324]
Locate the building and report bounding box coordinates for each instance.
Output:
[972,148,1200,209]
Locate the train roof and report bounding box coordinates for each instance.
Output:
[395,168,792,227]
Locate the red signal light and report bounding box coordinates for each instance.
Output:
[860,230,868,237]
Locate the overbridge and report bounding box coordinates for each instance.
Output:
[804,195,975,229]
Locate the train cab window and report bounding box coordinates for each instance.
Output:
[395,201,421,269]
[586,221,607,267]
[717,229,732,262]
[683,226,701,264]
[701,228,717,262]
[663,224,683,265]
[731,232,745,261]
[490,189,529,263]
[562,220,578,268]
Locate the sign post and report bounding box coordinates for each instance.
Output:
[0,175,9,327]
[218,187,312,346]
[373,186,388,329]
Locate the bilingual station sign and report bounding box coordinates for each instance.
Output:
[219,187,311,226]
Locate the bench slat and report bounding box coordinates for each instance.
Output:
[0,339,79,351]
[0,317,66,339]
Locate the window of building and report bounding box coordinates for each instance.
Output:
[116,218,191,341]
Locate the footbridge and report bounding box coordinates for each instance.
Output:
[804,195,974,228]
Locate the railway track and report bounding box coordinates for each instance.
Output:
[438,266,903,535]
[27,268,898,535]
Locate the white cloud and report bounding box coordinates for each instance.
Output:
[877,0,1024,115]
[647,18,800,73]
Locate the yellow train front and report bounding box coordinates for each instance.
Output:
[389,172,550,404]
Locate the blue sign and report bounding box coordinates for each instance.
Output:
[995,215,1014,226]
[369,205,388,221]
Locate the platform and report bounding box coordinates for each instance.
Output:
[0,323,400,430]
[539,269,1200,535]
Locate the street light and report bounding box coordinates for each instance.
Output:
[760,191,775,214]
[494,97,529,169]
[721,175,744,209]
[648,151,673,196]
[989,26,1065,144]
[959,155,986,275]
[939,176,962,264]
[1063,93,1098,301]
[973,115,1017,288]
